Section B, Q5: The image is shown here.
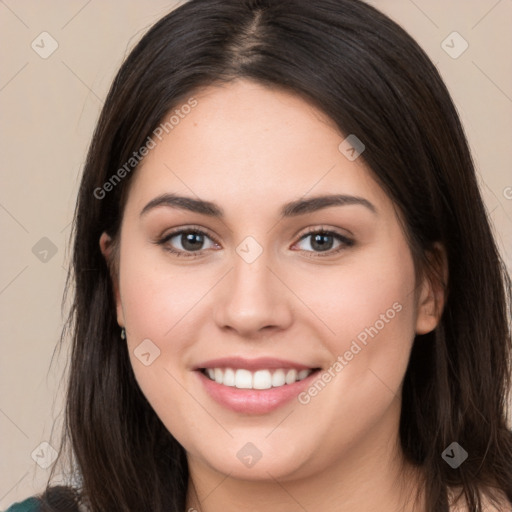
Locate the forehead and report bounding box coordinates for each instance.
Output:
[124,79,391,218]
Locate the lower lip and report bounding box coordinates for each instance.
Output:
[195,369,320,414]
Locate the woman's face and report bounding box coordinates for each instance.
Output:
[101,79,439,482]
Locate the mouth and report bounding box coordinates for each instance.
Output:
[193,357,322,414]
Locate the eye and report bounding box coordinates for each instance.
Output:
[293,228,354,257]
[155,226,354,259]
[156,227,220,258]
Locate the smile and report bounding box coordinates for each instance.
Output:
[194,357,322,414]
[201,367,314,389]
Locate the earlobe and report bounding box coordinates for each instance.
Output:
[99,232,125,328]
[99,231,112,260]
[415,243,448,335]
[415,299,439,335]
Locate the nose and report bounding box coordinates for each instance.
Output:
[213,248,294,339]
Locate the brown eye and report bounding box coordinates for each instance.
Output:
[294,229,354,257]
[157,228,220,258]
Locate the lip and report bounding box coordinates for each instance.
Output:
[194,356,316,372]
[194,366,321,414]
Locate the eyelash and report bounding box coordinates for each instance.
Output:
[155,225,354,259]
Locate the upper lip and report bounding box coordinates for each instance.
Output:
[194,357,319,372]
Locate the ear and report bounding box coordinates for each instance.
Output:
[99,232,125,329]
[415,243,448,335]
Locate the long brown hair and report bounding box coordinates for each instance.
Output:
[37,0,512,510]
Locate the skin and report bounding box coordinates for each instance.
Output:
[100,79,446,512]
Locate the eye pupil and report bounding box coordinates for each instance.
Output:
[182,232,204,251]
[311,233,333,252]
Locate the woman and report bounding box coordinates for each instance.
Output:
[7,0,512,510]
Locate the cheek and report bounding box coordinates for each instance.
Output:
[116,238,218,440]
[306,240,416,344]
[118,237,211,342]
[290,242,417,460]
[302,235,418,396]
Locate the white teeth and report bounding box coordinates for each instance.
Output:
[223,368,236,387]
[285,369,297,384]
[271,369,286,387]
[214,368,223,384]
[203,367,314,389]
[253,370,272,390]
[297,369,310,380]
[235,369,253,389]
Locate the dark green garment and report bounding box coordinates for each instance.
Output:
[4,497,41,512]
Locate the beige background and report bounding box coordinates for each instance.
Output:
[1,0,511,508]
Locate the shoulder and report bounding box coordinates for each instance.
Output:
[4,496,41,512]
[4,486,86,512]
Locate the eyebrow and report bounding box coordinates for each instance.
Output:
[140,193,377,218]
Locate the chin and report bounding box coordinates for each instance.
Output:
[189,437,318,482]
